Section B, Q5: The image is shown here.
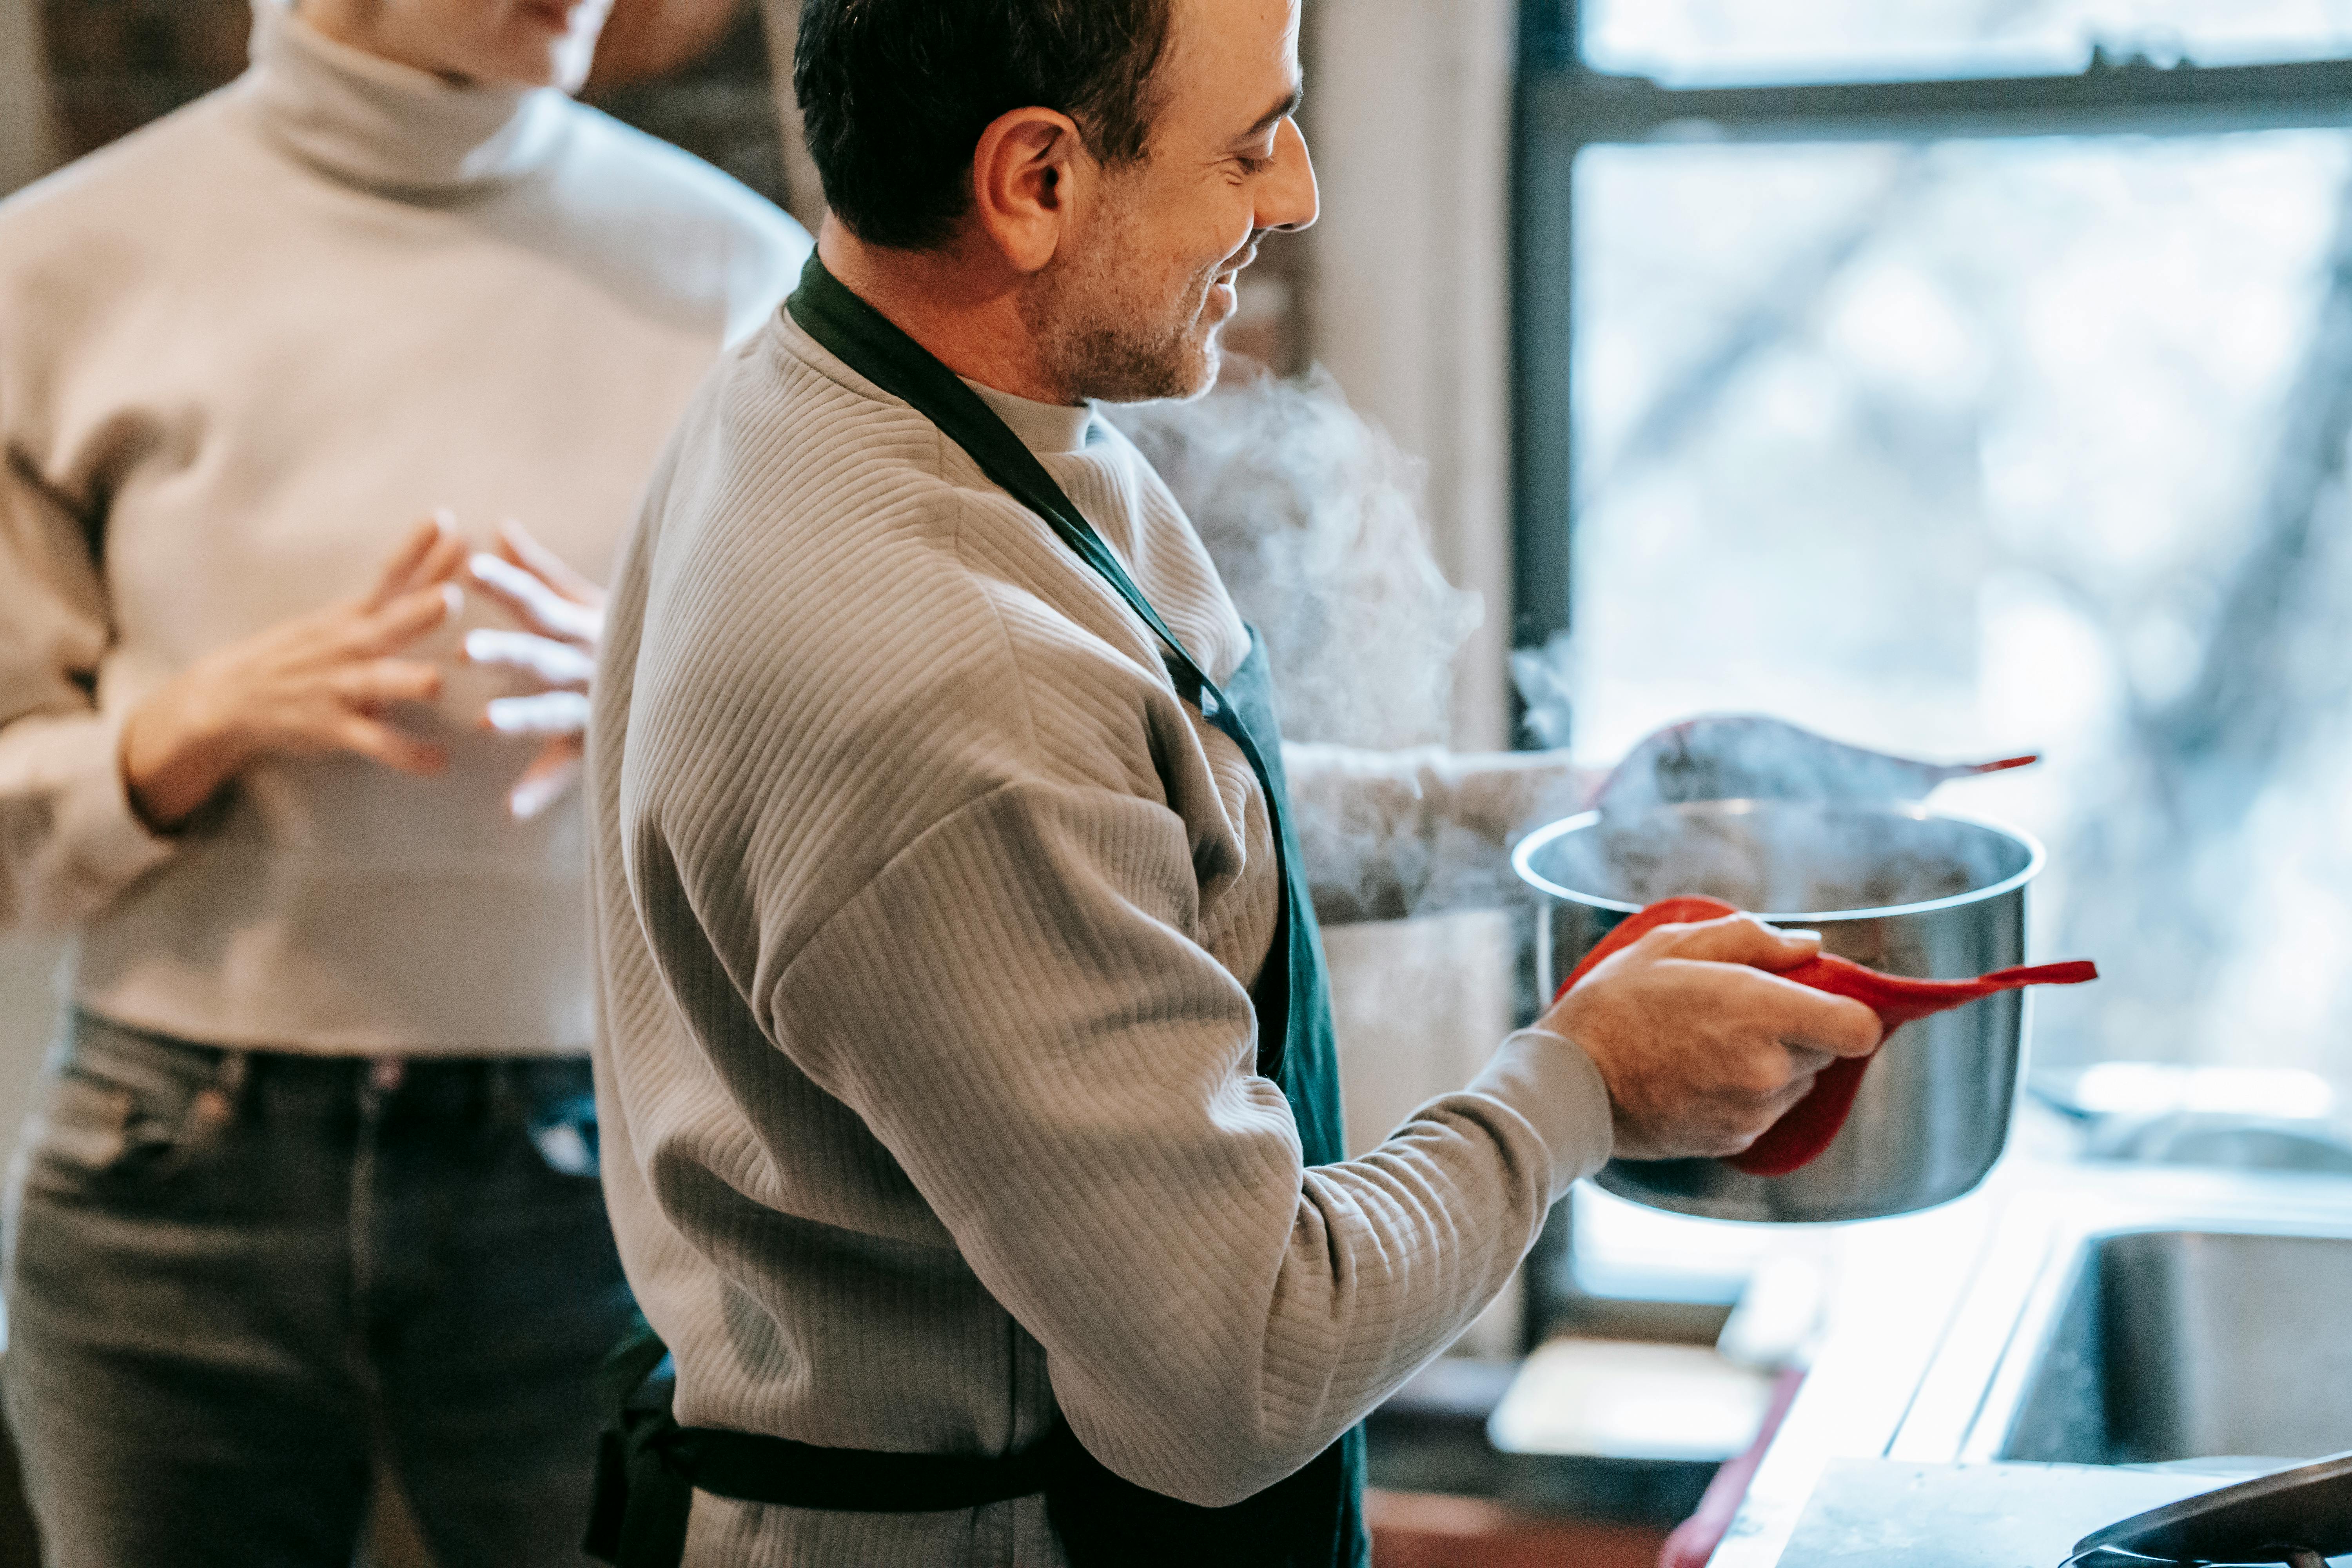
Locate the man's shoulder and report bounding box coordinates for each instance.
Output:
[629,340,1176,797]
[668,319,975,557]
[637,361,1034,726]
[670,314,1039,557]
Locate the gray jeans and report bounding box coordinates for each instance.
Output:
[2,1013,633,1568]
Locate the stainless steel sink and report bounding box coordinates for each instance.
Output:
[1995,1230,2352,1466]
[1704,1162,2352,1568]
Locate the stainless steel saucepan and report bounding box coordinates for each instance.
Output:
[1513,799,2047,1224]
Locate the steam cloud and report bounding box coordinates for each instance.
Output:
[1558,803,2020,915]
[1116,377,2020,929]
[1109,371,1543,925]
[1107,369,1482,751]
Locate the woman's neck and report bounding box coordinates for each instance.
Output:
[294,0,475,85]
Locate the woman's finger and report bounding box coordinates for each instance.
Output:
[334,658,443,708]
[484,690,590,739]
[497,519,605,608]
[468,552,602,645]
[332,715,447,777]
[349,583,461,655]
[405,518,472,595]
[464,629,596,690]
[506,740,584,821]
[362,514,454,610]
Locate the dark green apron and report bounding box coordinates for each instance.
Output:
[584,254,1368,1568]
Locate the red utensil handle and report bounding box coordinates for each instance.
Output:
[1552,899,2096,1178]
[1981,961,2097,987]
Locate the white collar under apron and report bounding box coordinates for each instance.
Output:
[962,377,1100,457]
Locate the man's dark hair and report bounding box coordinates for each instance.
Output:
[795,0,1175,252]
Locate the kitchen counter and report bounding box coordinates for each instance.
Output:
[1707,1154,2352,1568]
[1773,1459,2241,1567]
[1366,1352,1721,1526]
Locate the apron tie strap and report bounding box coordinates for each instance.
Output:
[585,1315,1093,1566]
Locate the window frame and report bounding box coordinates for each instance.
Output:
[1508,0,2352,659]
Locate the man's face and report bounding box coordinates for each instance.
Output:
[301,0,613,92]
[1027,0,1319,404]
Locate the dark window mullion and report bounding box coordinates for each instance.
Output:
[1510,120,1580,653]
[1532,58,2352,145]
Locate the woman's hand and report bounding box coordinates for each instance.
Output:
[118,517,469,833]
[461,520,605,821]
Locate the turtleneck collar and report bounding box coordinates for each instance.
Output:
[241,0,571,196]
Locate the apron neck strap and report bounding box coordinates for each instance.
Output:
[785,254,1216,705]
[784,251,1303,1090]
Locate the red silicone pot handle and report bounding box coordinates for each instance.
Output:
[1552,898,2096,1176]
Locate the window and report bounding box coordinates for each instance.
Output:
[1513,0,2352,1303]
[1584,0,2352,85]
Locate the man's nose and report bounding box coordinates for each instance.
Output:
[1257,117,1319,233]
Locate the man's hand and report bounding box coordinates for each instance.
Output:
[1541,914,1883,1161]
[461,520,606,821]
[119,516,468,832]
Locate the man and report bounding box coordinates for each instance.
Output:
[586,1,1881,1564]
[0,0,808,1563]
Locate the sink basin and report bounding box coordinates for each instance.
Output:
[1998,1230,2352,1466]
[1703,1165,2352,1568]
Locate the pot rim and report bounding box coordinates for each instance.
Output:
[1510,799,2049,924]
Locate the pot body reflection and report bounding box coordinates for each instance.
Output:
[1514,800,2045,1224]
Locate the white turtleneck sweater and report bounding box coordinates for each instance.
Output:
[0,4,810,1054]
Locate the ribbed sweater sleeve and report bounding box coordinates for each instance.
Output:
[0,458,173,930]
[768,773,1609,1506]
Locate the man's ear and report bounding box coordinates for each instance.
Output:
[970,106,1087,275]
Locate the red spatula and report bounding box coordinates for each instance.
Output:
[1554,896,2098,1177]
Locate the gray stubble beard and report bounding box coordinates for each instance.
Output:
[1024,200,1225,405]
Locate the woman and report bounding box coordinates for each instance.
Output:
[0,0,809,1562]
